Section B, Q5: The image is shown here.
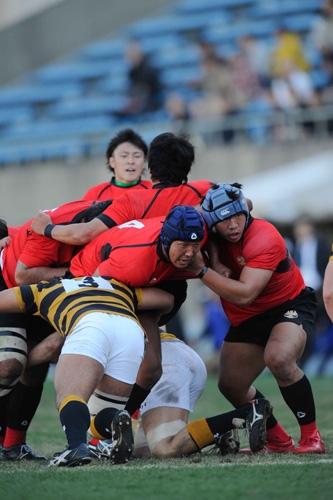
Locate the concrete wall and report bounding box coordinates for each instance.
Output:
[0,0,175,85]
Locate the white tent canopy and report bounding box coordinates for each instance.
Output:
[239,151,333,223]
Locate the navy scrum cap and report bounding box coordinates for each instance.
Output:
[160,205,205,255]
[201,183,249,229]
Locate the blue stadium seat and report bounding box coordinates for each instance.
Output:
[95,74,129,94]
[1,116,117,140]
[151,45,201,70]
[0,106,36,127]
[175,0,257,14]
[160,66,203,88]
[48,95,127,118]
[79,38,126,61]
[0,82,84,106]
[249,0,321,19]
[0,138,85,164]
[279,13,318,34]
[125,11,232,39]
[202,18,277,44]
[33,60,120,84]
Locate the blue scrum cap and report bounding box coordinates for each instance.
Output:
[160,205,205,255]
[201,183,249,229]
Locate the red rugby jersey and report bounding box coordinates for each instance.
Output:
[96,180,214,228]
[70,216,208,287]
[2,199,95,288]
[82,178,151,201]
[217,218,305,326]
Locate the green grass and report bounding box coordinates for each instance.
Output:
[1,373,333,500]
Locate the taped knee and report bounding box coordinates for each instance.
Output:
[146,419,186,453]
[0,328,27,396]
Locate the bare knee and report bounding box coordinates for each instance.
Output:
[265,352,299,384]
[0,358,24,381]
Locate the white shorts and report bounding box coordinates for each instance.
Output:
[61,312,145,385]
[140,339,207,415]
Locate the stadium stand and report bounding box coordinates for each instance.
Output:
[0,0,330,164]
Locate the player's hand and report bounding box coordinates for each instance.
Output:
[187,251,205,276]
[212,262,232,278]
[31,210,52,235]
[0,236,11,250]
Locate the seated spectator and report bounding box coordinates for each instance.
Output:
[163,93,190,135]
[188,54,247,143]
[311,0,333,80]
[270,24,311,80]
[118,39,162,117]
[237,34,272,89]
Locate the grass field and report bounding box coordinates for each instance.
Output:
[1,372,333,500]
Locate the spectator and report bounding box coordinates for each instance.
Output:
[188,54,247,143]
[292,215,332,368]
[237,34,272,89]
[311,0,333,80]
[119,39,162,117]
[270,24,311,79]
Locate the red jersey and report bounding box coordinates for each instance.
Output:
[8,226,21,238]
[82,178,151,201]
[217,218,305,326]
[70,216,208,287]
[96,180,214,228]
[2,200,95,288]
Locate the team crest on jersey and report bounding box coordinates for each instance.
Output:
[190,232,198,240]
[284,310,298,319]
[237,255,246,266]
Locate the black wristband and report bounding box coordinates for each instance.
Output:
[198,265,209,279]
[44,224,55,238]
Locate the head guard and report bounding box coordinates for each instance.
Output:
[160,205,205,256]
[201,183,249,229]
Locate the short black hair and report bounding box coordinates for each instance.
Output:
[148,132,195,185]
[105,129,148,172]
[0,218,8,239]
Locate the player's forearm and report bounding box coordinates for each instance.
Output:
[15,266,69,285]
[27,332,64,367]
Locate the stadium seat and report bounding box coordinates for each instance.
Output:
[78,38,127,61]
[33,60,119,84]
[0,82,84,106]
[175,0,257,14]
[47,95,128,119]
[2,116,117,140]
[0,138,85,164]
[0,106,36,127]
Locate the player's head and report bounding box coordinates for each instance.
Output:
[105,128,148,172]
[160,205,205,260]
[148,132,194,185]
[201,183,249,229]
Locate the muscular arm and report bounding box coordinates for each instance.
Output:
[0,288,22,313]
[200,266,273,306]
[188,251,272,306]
[138,288,174,316]
[31,210,108,245]
[15,260,69,285]
[27,332,64,367]
[323,260,333,322]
